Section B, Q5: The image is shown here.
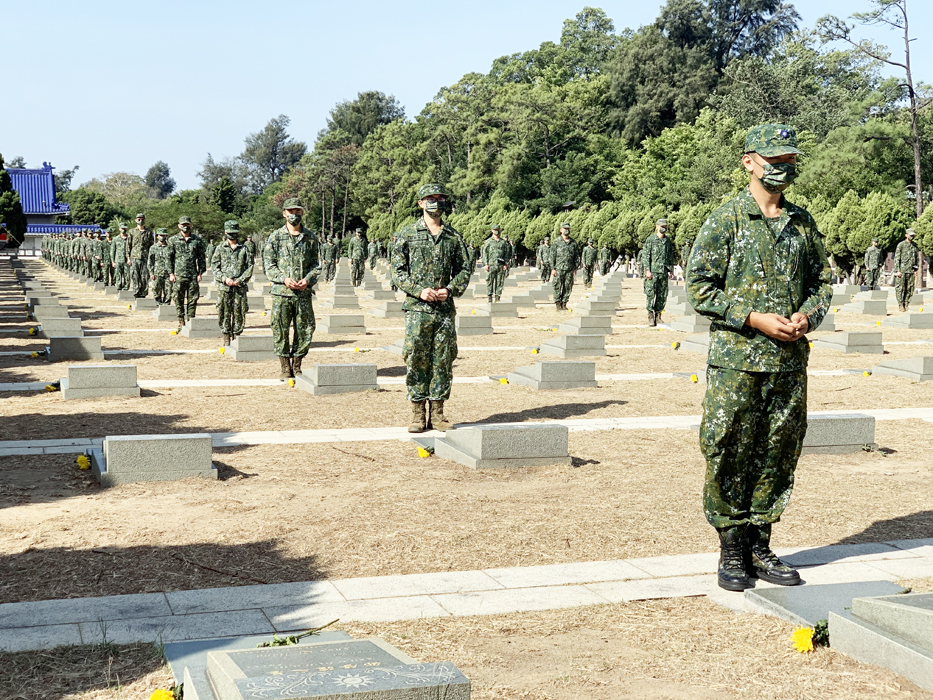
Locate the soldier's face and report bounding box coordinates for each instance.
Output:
[561,229,570,240]
[136,218,144,226]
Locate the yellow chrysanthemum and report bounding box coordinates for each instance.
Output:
[31,352,39,358]
[808,342,813,348]
[690,374,698,383]
[261,311,266,316]
[791,627,815,653]
[28,327,37,336]
[863,370,872,377]
[354,348,360,352]
[149,690,175,700]
[287,378,295,388]
[671,341,680,349]
[126,304,132,309]
[876,320,881,326]
[170,330,177,335]
[417,447,430,458]
[471,309,476,315]
[45,384,58,392]
[832,307,838,313]
[531,348,538,354]
[76,455,91,470]
[499,377,508,385]
[219,347,225,354]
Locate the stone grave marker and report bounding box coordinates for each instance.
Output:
[37,317,84,338]
[680,333,709,355]
[132,298,157,311]
[507,360,597,390]
[881,312,933,329]
[117,290,135,300]
[573,299,616,315]
[31,305,69,321]
[558,316,611,335]
[455,315,493,335]
[435,424,571,469]
[47,336,104,361]
[182,317,223,339]
[871,356,933,382]
[669,314,711,333]
[90,433,217,486]
[296,364,378,395]
[540,333,606,358]
[320,314,366,335]
[801,414,875,454]
[61,365,140,400]
[839,299,888,315]
[813,331,883,354]
[474,302,518,317]
[228,335,276,362]
[152,305,178,321]
[370,301,405,318]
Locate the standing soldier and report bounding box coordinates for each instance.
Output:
[348,229,366,286]
[687,123,832,592]
[212,220,254,345]
[167,216,206,330]
[329,236,341,281]
[148,229,173,305]
[368,237,380,270]
[391,184,471,433]
[127,214,153,298]
[581,238,598,287]
[90,231,104,282]
[549,223,580,311]
[264,198,320,380]
[644,218,675,326]
[481,225,510,303]
[205,238,216,272]
[466,242,478,271]
[112,224,131,290]
[319,237,334,282]
[863,238,884,290]
[894,228,920,312]
[537,237,551,282]
[598,242,611,276]
[100,230,114,286]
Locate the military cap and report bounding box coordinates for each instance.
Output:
[135,213,145,219]
[282,197,305,212]
[657,218,669,227]
[560,222,571,230]
[178,216,192,225]
[587,238,595,244]
[906,228,916,237]
[744,123,802,157]
[490,224,501,232]
[417,183,448,200]
[224,220,240,233]
[119,222,128,230]
[543,236,549,241]
[872,237,879,243]
[156,228,168,236]
[355,227,363,233]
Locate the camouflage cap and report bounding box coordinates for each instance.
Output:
[119,222,128,230]
[907,228,916,237]
[355,227,363,234]
[224,220,240,234]
[560,222,571,230]
[282,197,304,212]
[657,218,669,227]
[156,228,168,236]
[417,183,448,200]
[178,216,192,225]
[744,124,802,157]
[490,224,501,232]
[587,238,595,244]
[135,213,145,219]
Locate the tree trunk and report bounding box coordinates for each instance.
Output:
[903,7,925,217]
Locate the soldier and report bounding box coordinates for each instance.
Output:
[212,220,254,345]
[598,242,611,276]
[348,228,366,286]
[148,229,173,305]
[127,214,153,297]
[481,225,510,303]
[329,236,341,281]
[863,238,884,290]
[264,198,320,380]
[894,228,920,312]
[549,223,580,311]
[502,234,515,275]
[112,224,131,290]
[686,123,832,592]
[100,230,114,286]
[205,238,216,272]
[644,218,675,326]
[537,237,551,282]
[391,183,471,433]
[319,237,333,282]
[167,216,206,330]
[368,237,380,270]
[90,231,104,282]
[466,242,478,271]
[581,238,598,287]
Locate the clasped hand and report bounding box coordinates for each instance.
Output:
[747,311,809,341]
[419,287,450,302]
[284,277,308,291]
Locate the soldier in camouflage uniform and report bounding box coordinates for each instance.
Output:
[481,225,510,303]
[644,218,675,326]
[212,220,254,345]
[264,198,320,379]
[127,214,153,297]
[392,184,471,433]
[167,216,207,329]
[549,223,580,310]
[598,243,611,276]
[205,239,216,272]
[100,231,115,286]
[112,224,131,290]
[537,237,551,282]
[319,237,334,282]
[581,238,598,287]
[148,229,173,304]
[894,229,920,312]
[863,238,884,290]
[368,237,380,269]
[686,123,832,592]
[348,228,366,286]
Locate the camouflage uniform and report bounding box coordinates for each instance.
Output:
[598,245,611,276]
[319,239,334,281]
[148,233,173,304]
[212,228,254,338]
[127,224,153,297]
[264,224,320,358]
[112,231,131,289]
[537,240,551,281]
[391,216,471,402]
[687,187,832,532]
[167,229,206,321]
[644,231,674,317]
[863,242,884,290]
[581,241,597,287]
[893,234,920,312]
[368,239,379,269]
[481,232,510,302]
[549,230,580,308]
[348,234,366,286]
[100,234,114,286]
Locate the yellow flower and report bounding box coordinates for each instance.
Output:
[45,384,58,392]
[287,378,295,388]
[876,320,881,326]
[261,311,266,316]
[808,342,813,348]
[28,327,37,336]
[832,307,838,313]
[219,347,225,354]
[863,370,872,377]
[671,341,680,349]
[531,348,538,354]
[471,309,476,315]
[791,627,815,653]
[417,447,430,458]
[170,330,177,335]
[149,690,175,700]
[30,352,39,358]
[354,347,360,352]
[690,374,698,383]
[127,304,132,309]
[76,455,91,470]
[499,377,508,385]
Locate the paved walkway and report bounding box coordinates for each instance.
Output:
[0,538,930,652]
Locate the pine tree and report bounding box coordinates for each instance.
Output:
[0,155,28,248]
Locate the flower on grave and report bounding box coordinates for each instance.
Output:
[261,311,266,316]
[288,378,295,388]
[28,327,37,336]
[808,342,813,348]
[30,352,39,358]
[417,446,430,458]
[219,347,225,354]
[833,308,838,313]
[471,309,476,315]
[170,330,177,335]
[791,626,814,653]
[45,384,59,392]
[876,320,881,326]
[354,347,360,352]
[690,374,698,383]
[671,341,680,350]
[863,370,872,377]
[76,455,91,470]
[149,690,175,700]
[499,377,508,384]
[531,348,539,354]
[127,304,132,309]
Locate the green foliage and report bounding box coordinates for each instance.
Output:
[322,91,405,147]
[0,155,28,247]
[911,205,933,257]
[821,189,864,272]
[145,161,176,199]
[141,192,235,244]
[240,115,307,193]
[60,188,127,227]
[850,191,910,255]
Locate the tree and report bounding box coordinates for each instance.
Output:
[82,172,153,211]
[0,155,28,247]
[559,7,618,79]
[850,191,910,258]
[821,189,864,277]
[144,161,176,199]
[7,156,26,168]
[818,0,928,217]
[210,177,240,215]
[54,165,80,197]
[59,188,125,227]
[198,153,249,193]
[322,92,405,147]
[239,115,307,193]
[706,0,800,71]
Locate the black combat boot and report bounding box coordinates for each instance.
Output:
[749,524,801,586]
[556,301,562,311]
[177,317,185,333]
[223,333,231,346]
[488,295,493,303]
[717,526,751,591]
[495,296,500,302]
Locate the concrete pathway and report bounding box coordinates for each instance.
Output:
[0,538,930,652]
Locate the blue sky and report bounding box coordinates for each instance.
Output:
[4,0,930,191]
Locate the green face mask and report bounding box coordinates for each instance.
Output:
[757,161,799,193]
[286,213,302,226]
[424,200,445,218]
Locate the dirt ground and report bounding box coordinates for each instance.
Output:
[1,262,932,698]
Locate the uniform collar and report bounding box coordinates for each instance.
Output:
[737,187,804,221]
[416,217,451,236]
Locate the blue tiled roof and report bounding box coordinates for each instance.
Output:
[8,163,71,216]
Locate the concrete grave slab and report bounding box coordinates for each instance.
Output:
[669,315,711,333]
[47,336,104,362]
[456,315,493,335]
[435,424,571,469]
[474,302,518,317]
[882,313,933,329]
[93,433,216,486]
[152,304,178,321]
[37,317,83,338]
[182,316,223,339]
[813,331,884,354]
[132,298,157,310]
[228,334,276,362]
[558,316,612,335]
[744,581,904,627]
[61,365,140,400]
[540,333,606,359]
[852,593,933,653]
[839,299,888,315]
[370,301,405,318]
[296,364,378,396]
[802,413,876,454]
[507,361,597,390]
[319,314,366,335]
[871,356,933,382]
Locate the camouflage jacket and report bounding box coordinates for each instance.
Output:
[644,234,674,274]
[112,235,130,263]
[263,225,320,298]
[581,245,598,267]
[536,243,550,265]
[894,239,919,273]
[367,241,379,259]
[347,237,366,261]
[99,240,112,265]
[481,237,511,267]
[549,237,581,271]
[148,243,172,276]
[864,245,884,271]
[598,247,611,263]
[205,242,216,267]
[127,228,153,260]
[211,242,254,291]
[319,241,333,262]
[166,233,206,279]
[686,188,832,372]
[391,217,471,314]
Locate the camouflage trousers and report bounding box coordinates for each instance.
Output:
[403,310,457,402]
[271,293,315,358]
[152,274,172,305]
[103,262,115,287]
[130,259,149,297]
[599,261,610,276]
[216,288,248,336]
[895,273,916,307]
[644,275,668,313]
[700,366,807,530]
[486,268,505,298]
[324,261,336,282]
[583,264,595,287]
[539,263,551,283]
[173,277,199,320]
[552,269,575,304]
[351,259,365,286]
[92,261,104,282]
[864,268,880,290]
[114,262,130,290]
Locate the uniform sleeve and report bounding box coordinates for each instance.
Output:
[449,237,472,297]
[391,234,421,298]
[197,239,206,275]
[235,248,254,285]
[166,238,176,272]
[797,213,833,330]
[211,245,222,273]
[263,233,285,284]
[301,237,320,286]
